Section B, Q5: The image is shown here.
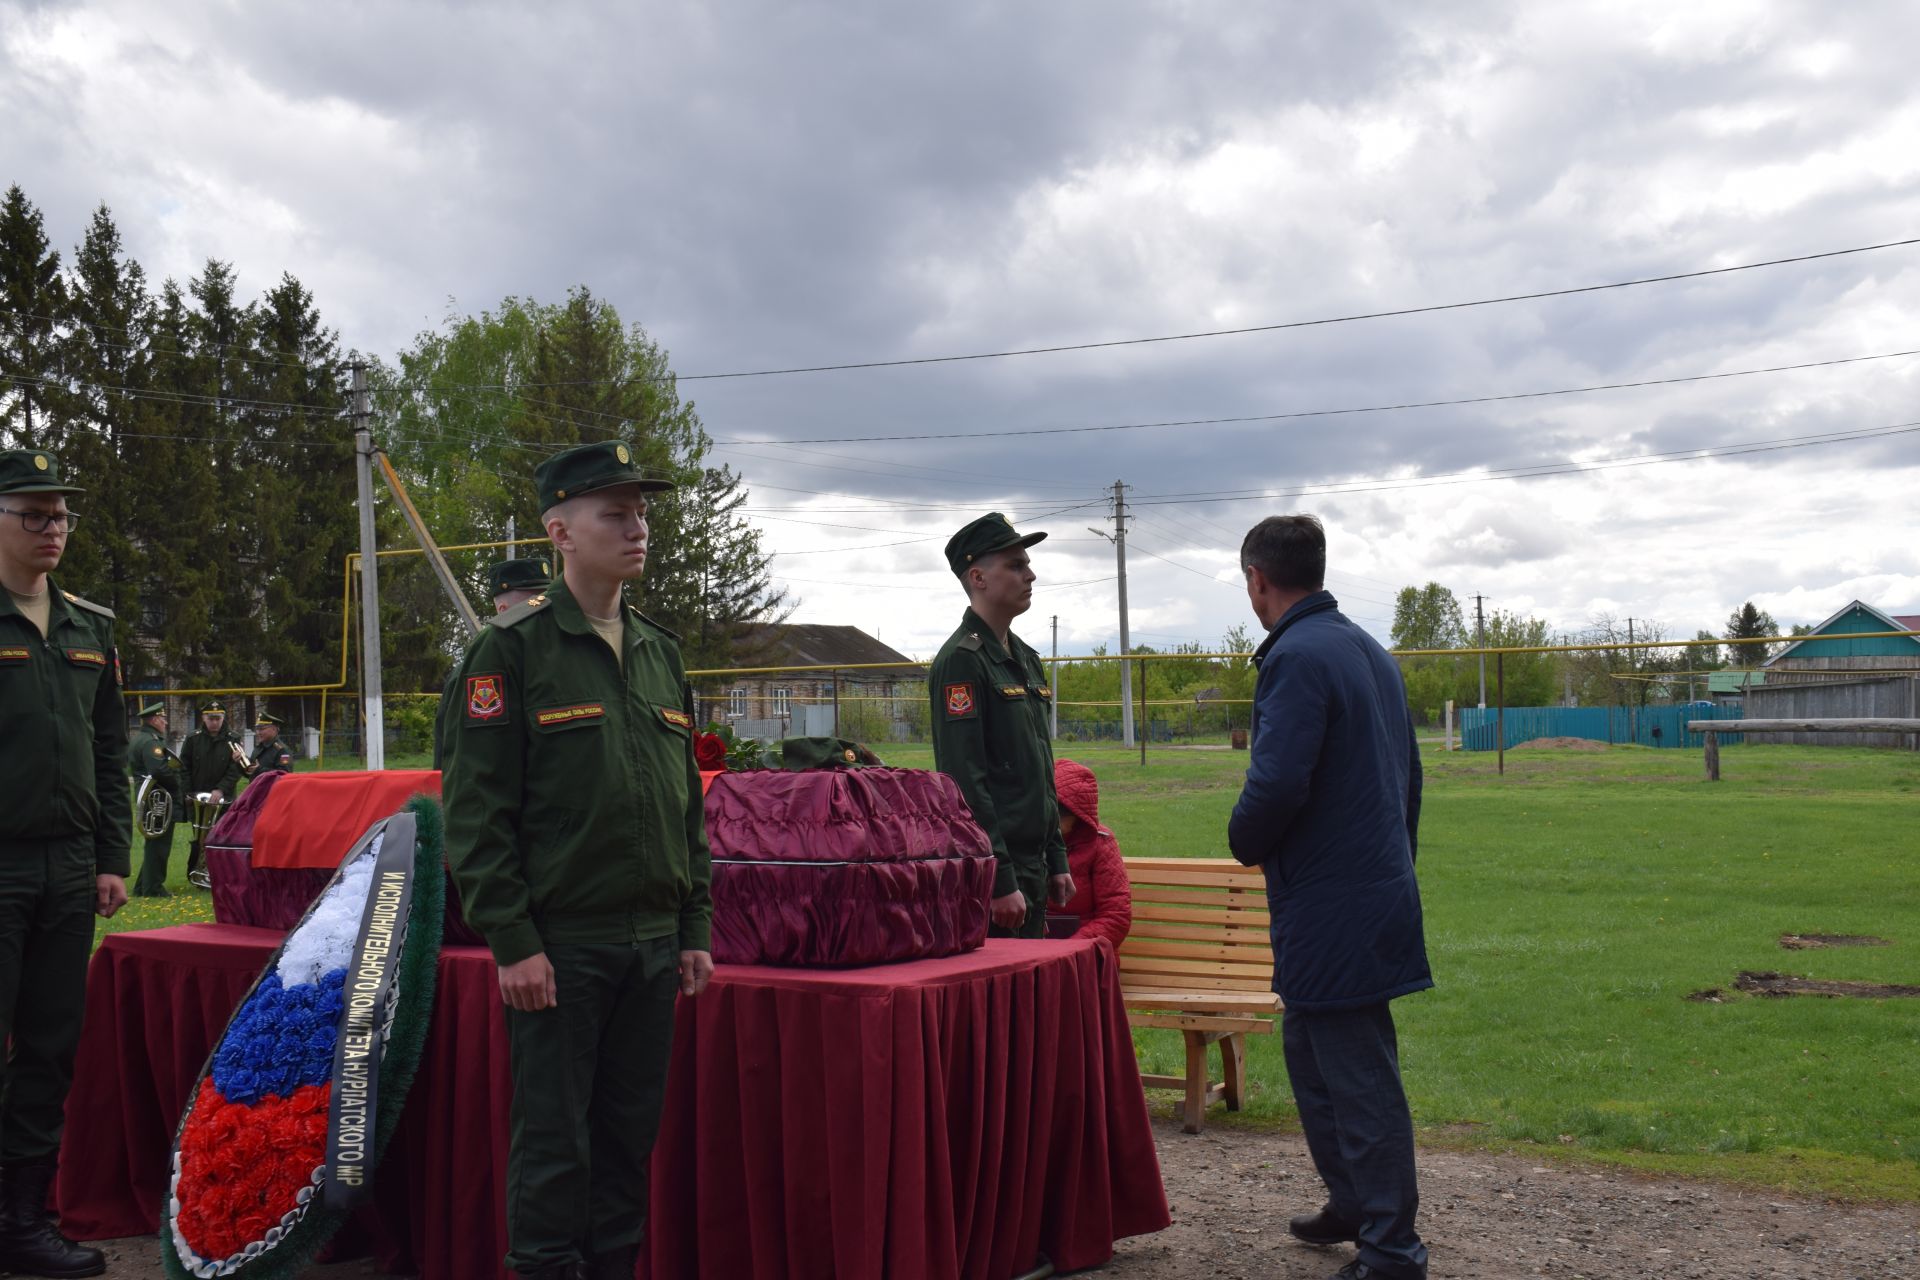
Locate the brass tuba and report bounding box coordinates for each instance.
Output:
[136,775,174,838]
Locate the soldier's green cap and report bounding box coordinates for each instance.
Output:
[256,712,284,728]
[944,512,1047,578]
[534,441,674,513]
[137,701,166,719]
[778,737,882,771]
[0,449,84,497]
[200,701,226,716]
[486,556,553,598]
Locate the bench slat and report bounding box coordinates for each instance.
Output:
[1125,857,1247,871]
[1125,868,1264,889]
[1127,1011,1276,1035]
[1121,952,1272,978]
[1130,892,1271,916]
[1126,919,1272,945]
[1121,938,1274,965]
[1123,989,1281,1011]
[1120,969,1272,993]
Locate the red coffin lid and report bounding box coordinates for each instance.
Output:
[704,767,991,864]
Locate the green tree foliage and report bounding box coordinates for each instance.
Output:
[0,185,66,443]
[1725,601,1779,666]
[1391,582,1469,723]
[377,288,784,678]
[1480,609,1557,707]
[1684,628,1726,673]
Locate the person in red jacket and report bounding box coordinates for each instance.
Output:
[1051,759,1132,948]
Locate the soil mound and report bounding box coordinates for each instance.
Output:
[1735,970,1920,999]
[1510,736,1607,751]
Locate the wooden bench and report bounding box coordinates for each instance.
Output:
[1118,857,1281,1133]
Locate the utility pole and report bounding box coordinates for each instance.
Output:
[505,515,515,559]
[1088,479,1135,747]
[1627,617,1637,742]
[1049,614,1059,740]
[351,363,385,770]
[1474,594,1487,709]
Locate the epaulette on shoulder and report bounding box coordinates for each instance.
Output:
[489,592,551,629]
[61,590,114,620]
[630,608,681,642]
[956,631,985,652]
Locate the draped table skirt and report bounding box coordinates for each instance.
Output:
[58,926,1169,1279]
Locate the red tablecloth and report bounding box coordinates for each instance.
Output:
[59,927,1168,1279]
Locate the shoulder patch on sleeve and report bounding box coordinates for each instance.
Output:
[489,594,550,629]
[944,682,978,719]
[464,672,510,725]
[60,591,115,620]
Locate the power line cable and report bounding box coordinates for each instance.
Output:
[715,346,1920,445]
[426,237,1920,386]
[1128,418,1920,507]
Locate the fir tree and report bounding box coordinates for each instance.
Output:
[0,185,67,446]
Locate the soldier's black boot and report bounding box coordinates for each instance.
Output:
[0,1161,106,1278]
[585,1243,639,1278]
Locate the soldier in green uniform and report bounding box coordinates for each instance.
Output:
[178,701,241,883]
[0,448,127,1278]
[441,443,711,1280]
[128,701,187,898]
[240,712,294,777]
[929,513,1074,939]
[432,555,552,770]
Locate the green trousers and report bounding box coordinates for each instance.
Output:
[133,824,176,896]
[0,835,96,1164]
[987,859,1049,940]
[504,935,680,1274]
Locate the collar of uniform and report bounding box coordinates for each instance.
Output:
[1252,590,1339,664]
[545,577,650,650]
[0,575,80,634]
[961,607,1019,664]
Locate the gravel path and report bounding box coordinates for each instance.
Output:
[82,1120,1918,1278]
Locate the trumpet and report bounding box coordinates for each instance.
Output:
[136,775,175,838]
[230,737,254,775]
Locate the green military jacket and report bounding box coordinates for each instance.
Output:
[929,608,1068,897]
[180,727,241,796]
[441,577,713,967]
[249,733,293,775]
[0,579,132,875]
[128,724,187,803]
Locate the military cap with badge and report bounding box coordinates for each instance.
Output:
[486,556,553,598]
[0,447,86,498]
[535,440,675,512]
[944,511,1047,578]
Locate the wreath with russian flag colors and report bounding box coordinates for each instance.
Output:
[162,795,444,1279]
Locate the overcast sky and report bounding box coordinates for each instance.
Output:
[5,0,1917,659]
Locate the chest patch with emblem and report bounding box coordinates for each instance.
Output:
[945,682,976,717]
[466,674,506,721]
[660,707,692,729]
[536,703,606,728]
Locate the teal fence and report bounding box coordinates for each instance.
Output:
[1458,703,1743,751]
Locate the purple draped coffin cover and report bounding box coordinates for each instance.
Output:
[706,767,997,967]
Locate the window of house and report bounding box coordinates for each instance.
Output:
[729,688,748,718]
[772,687,792,715]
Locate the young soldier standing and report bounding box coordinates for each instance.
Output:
[0,449,128,1278]
[929,513,1074,938]
[442,442,712,1280]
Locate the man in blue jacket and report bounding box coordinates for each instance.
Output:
[1227,515,1430,1280]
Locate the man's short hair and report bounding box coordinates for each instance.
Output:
[1240,515,1325,591]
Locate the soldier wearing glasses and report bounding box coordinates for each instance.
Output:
[0,449,127,1278]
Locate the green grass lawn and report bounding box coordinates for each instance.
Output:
[102,740,1920,1200]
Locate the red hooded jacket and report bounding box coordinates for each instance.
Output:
[1052,759,1131,949]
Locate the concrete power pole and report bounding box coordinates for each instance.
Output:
[1474,594,1488,709]
[351,363,385,770]
[1087,482,1136,746]
[1049,614,1059,740]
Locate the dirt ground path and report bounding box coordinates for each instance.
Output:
[84,1120,1918,1278]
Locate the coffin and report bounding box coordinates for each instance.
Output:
[205,769,482,946]
[706,767,996,967]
